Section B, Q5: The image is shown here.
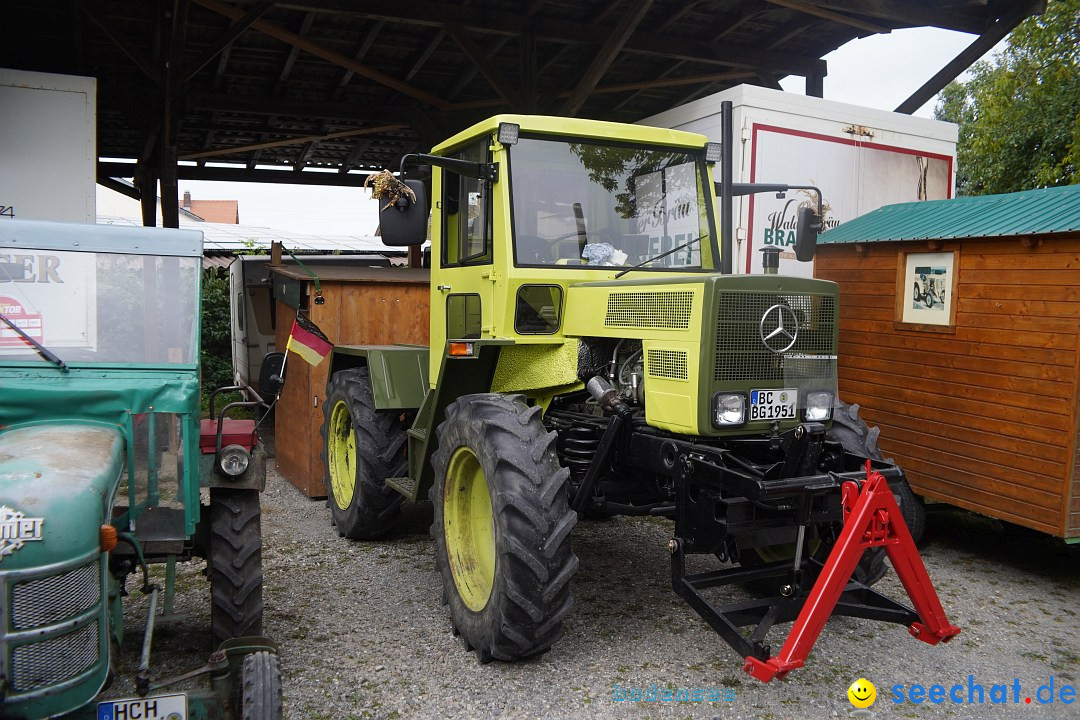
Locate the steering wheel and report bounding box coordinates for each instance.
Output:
[516,230,589,263]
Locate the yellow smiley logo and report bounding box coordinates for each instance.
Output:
[847,678,876,709]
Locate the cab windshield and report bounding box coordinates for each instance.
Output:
[0,249,199,366]
[508,136,716,270]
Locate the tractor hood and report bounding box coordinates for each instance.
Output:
[0,424,124,571]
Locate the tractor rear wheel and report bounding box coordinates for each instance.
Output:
[830,401,926,543]
[209,488,263,645]
[431,394,578,662]
[321,367,408,539]
[239,651,283,720]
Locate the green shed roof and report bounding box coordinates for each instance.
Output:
[819,185,1080,244]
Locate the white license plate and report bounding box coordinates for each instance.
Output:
[749,388,797,421]
[98,693,186,720]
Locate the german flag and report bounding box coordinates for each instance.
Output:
[286,314,332,366]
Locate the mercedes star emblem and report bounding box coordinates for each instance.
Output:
[759,304,799,354]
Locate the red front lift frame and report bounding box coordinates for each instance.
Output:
[743,462,961,681]
[671,461,960,683]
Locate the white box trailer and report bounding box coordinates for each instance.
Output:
[641,85,957,277]
[0,69,96,224]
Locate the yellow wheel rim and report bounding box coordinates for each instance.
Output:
[443,446,495,612]
[328,400,356,511]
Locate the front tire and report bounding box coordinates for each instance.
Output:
[431,394,578,661]
[209,489,263,645]
[321,367,408,539]
[239,651,283,720]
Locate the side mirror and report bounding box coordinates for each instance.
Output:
[795,205,821,262]
[259,351,286,398]
[379,179,428,247]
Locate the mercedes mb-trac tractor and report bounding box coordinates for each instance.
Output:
[320,105,960,681]
[0,220,281,718]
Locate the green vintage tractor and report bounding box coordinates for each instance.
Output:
[321,109,959,680]
[0,220,281,718]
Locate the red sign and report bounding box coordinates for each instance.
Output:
[0,297,44,347]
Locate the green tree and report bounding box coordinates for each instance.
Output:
[200,268,233,392]
[934,0,1079,195]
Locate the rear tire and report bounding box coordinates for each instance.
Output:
[321,367,408,539]
[431,394,578,661]
[239,651,283,720]
[830,401,926,543]
[209,489,263,645]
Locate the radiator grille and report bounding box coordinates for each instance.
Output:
[12,621,99,692]
[647,349,689,381]
[605,291,693,330]
[11,561,101,630]
[714,292,836,383]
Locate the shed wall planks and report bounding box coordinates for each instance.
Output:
[816,236,1080,538]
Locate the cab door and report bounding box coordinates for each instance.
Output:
[428,137,496,384]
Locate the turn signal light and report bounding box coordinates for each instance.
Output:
[449,342,474,357]
[100,525,118,553]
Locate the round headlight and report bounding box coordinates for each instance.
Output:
[219,444,251,476]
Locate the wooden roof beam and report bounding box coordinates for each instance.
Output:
[812,0,1019,35]
[184,0,272,82]
[605,2,767,114]
[340,139,371,173]
[191,0,452,110]
[405,29,447,82]
[268,0,823,75]
[179,122,408,161]
[188,91,407,123]
[446,24,524,108]
[764,0,889,34]
[294,138,319,171]
[894,1,1043,114]
[333,19,384,98]
[75,0,161,85]
[212,42,231,90]
[560,0,655,116]
[276,10,317,91]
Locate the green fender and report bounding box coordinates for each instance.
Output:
[329,345,431,410]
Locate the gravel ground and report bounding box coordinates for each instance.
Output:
[110,460,1080,720]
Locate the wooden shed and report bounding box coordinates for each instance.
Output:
[272,265,430,497]
[815,185,1080,540]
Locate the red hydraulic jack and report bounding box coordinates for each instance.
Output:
[743,461,961,682]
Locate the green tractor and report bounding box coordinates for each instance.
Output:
[0,220,281,718]
[322,108,959,679]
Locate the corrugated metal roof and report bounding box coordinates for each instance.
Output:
[97,215,399,254]
[820,186,1080,244]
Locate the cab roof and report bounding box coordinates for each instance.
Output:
[432,114,709,155]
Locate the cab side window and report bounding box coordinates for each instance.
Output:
[442,139,492,266]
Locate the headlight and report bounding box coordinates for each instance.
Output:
[804,391,834,421]
[713,392,746,427]
[219,444,251,476]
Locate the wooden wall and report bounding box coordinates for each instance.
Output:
[274,272,430,497]
[815,235,1080,538]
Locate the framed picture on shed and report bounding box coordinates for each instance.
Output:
[898,250,957,329]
